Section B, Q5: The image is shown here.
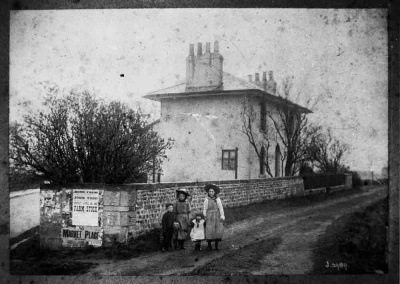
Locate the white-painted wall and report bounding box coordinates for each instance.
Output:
[154,94,283,182]
[10,188,40,239]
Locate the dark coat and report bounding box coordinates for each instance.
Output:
[162,211,175,231]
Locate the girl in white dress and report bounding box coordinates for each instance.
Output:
[190,213,205,251]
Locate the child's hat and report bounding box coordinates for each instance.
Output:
[165,203,174,208]
[176,188,190,197]
[204,184,220,194]
[195,212,204,218]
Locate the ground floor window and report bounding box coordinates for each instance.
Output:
[222,149,237,170]
[260,146,265,175]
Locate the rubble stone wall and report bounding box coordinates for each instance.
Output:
[40,177,304,249]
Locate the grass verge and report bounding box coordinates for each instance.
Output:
[311,196,388,274]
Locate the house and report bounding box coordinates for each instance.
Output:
[144,41,311,183]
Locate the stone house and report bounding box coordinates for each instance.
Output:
[144,41,311,183]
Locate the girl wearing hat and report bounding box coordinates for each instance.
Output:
[203,184,225,250]
[173,189,191,250]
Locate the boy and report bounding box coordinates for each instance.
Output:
[161,203,175,251]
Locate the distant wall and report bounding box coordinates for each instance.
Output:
[40,177,304,250]
[10,188,40,239]
[344,173,353,190]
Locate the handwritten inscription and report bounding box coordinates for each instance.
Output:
[326,261,348,271]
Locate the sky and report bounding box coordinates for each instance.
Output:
[10,9,388,173]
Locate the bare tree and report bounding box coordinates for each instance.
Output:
[266,76,321,176]
[10,90,173,184]
[240,76,320,177]
[240,99,274,177]
[307,127,350,174]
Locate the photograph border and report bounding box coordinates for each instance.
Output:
[0,1,398,283]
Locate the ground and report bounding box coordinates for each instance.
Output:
[10,185,387,276]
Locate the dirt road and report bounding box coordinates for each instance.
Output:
[84,186,387,276]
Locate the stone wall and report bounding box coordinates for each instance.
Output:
[40,184,138,250]
[40,177,304,249]
[133,177,304,236]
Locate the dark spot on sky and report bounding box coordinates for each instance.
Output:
[348,29,353,37]
[120,74,124,77]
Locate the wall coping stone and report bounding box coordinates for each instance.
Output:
[40,176,303,192]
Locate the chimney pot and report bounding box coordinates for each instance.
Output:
[214,40,219,53]
[263,71,267,81]
[269,70,274,80]
[248,75,252,82]
[197,42,202,56]
[255,73,260,81]
[205,42,211,53]
[189,44,194,56]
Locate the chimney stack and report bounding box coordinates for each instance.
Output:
[186,40,223,91]
[263,71,267,81]
[197,43,202,56]
[214,40,219,53]
[248,75,253,82]
[205,42,211,53]
[255,73,260,81]
[189,44,194,56]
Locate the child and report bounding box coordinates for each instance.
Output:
[190,213,206,251]
[161,203,175,252]
[172,221,180,250]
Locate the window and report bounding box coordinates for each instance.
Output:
[260,102,267,132]
[275,144,281,177]
[222,149,237,171]
[260,146,265,175]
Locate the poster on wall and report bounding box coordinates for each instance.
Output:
[72,189,99,226]
[61,227,102,247]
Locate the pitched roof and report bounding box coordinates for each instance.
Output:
[143,72,311,113]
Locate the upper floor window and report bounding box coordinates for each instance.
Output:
[222,149,237,171]
[260,102,267,132]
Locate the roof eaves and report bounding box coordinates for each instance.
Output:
[143,88,263,101]
[147,82,186,95]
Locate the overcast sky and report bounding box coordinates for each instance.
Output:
[10,9,388,173]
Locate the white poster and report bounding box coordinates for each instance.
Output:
[72,189,99,226]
